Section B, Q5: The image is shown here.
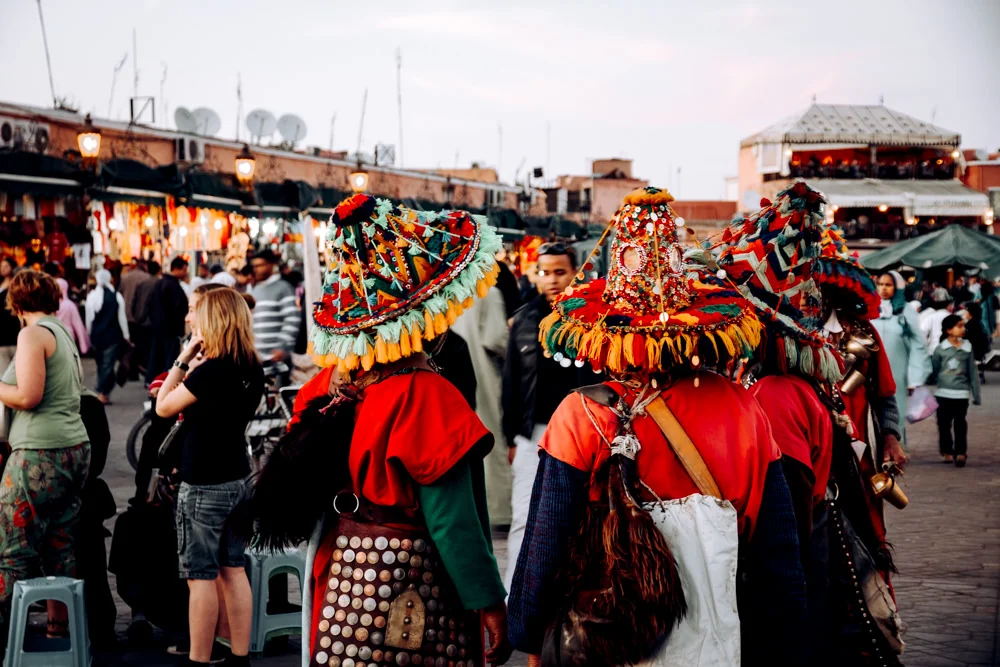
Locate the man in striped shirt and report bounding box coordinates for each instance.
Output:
[249,250,301,364]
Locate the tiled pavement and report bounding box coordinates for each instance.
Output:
[75,363,1000,665]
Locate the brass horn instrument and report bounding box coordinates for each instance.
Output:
[839,333,879,395]
[871,462,908,510]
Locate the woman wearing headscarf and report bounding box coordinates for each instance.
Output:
[57,277,89,356]
[873,270,930,446]
[85,269,130,404]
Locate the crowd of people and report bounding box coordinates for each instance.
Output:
[0,184,995,667]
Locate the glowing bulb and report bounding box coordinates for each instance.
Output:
[878,204,889,212]
[262,220,278,236]
[214,220,223,231]
[831,205,839,212]
[144,217,155,228]
[108,217,122,231]
[951,150,960,159]
[178,226,188,237]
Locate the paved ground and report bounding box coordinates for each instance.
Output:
[29,362,999,665]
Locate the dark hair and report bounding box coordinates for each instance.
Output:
[42,261,61,278]
[538,241,577,269]
[209,264,224,275]
[940,314,963,341]
[240,264,254,277]
[169,256,189,272]
[7,269,62,315]
[253,249,280,265]
[966,302,983,319]
[1,257,17,273]
[147,261,162,276]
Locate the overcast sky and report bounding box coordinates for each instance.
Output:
[3,0,999,199]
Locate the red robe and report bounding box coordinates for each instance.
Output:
[750,375,833,505]
[540,373,780,537]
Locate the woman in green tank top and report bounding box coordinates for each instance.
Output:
[0,270,90,648]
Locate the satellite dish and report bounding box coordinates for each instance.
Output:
[193,107,222,136]
[174,107,197,133]
[246,109,277,142]
[277,114,307,145]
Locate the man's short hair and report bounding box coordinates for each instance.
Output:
[148,261,161,276]
[170,256,189,272]
[253,249,280,265]
[538,241,576,269]
[209,264,224,275]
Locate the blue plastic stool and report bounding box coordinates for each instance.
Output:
[246,549,305,655]
[3,576,90,667]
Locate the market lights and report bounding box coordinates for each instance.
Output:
[349,170,370,193]
[77,114,101,166]
[235,144,256,186]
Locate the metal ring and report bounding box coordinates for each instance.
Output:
[333,492,361,515]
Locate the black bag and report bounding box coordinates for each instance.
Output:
[115,341,136,387]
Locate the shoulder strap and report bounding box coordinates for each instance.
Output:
[37,319,85,386]
[645,396,722,499]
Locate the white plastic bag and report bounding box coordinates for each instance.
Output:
[906,386,938,423]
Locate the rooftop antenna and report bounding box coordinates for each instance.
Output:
[159,63,168,128]
[35,0,58,107]
[930,106,937,124]
[454,149,459,168]
[356,88,368,156]
[396,48,404,168]
[329,113,337,152]
[132,28,139,99]
[879,94,884,105]
[235,74,243,141]
[107,53,128,117]
[497,122,503,181]
[545,121,551,179]
[811,93,817,103]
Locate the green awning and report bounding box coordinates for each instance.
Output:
[861,224,1000,279]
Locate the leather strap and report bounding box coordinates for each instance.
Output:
[645,396,722,499]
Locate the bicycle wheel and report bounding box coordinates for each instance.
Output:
[126,412,154,471]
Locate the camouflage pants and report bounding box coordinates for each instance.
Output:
[0,444,90,634]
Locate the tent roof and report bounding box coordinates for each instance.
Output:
[741,104,960,148]
[860,224,1000,278]
[807,178,988,217]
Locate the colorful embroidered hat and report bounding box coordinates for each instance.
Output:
[540,187,762,375]
[814,224,880,320]
[310,194,502,370]
[716,182,842,383]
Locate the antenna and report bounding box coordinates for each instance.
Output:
[454,149,459,168]
[329,113,337,152]
[236,74,243,141]
[35,1,57,106]
[879,94,884,105]
[107,53,128,117]
[356,88,368,156]
[396,48,404,168]
[160,63,168,128]
[546,121,551,178]
[132,28,139,98]
[497,122,503,181]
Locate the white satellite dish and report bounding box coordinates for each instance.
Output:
[174,107,197,133]
[277,114,307,145]
[246,109,277,142]
[193,107,222,136]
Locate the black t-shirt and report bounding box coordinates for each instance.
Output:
[180,357,264,485]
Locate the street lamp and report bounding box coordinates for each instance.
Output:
[349,169,369,193]
[235,144,256,187]
[77,114,101,166]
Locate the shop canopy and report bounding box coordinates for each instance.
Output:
[92,159,185,206]
[0,151,86,196]
[181,172,254,213]
[860,224,1000,279]
[807,178,989,217]
[247,180,319,215]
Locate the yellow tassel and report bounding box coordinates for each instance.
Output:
[387,342,401,362]
[463,297,474,309]
[400,328,412,357]
[646,335,660,369]
[445,303,458,325]
[434,312,448,334]
[623,333,636,366]
[344,354,359,371]
[476,278,490,298]
[412,327,424,353]
[424,309,435,336]
[607,334,624,374]
[374,337,389,365]
[361,352,375,371]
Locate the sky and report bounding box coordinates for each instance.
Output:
[2,0,999,199]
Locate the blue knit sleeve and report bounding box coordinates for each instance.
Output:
[507,450,589,654]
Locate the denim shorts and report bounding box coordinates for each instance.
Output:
[175,479,248,580]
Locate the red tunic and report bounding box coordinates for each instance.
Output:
[540,373,780,537]
[750,375,833,505]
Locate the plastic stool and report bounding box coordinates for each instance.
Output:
[3,576,90,667]
[247,549,305,655]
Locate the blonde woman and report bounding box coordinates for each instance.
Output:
[156,288,263,667]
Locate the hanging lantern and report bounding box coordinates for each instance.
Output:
[349,169,369,193]
[77,114,101,163]
[235,144,256,186]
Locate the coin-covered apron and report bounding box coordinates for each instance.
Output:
[309,500,484,667]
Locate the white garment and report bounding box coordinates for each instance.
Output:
[919,307,950,350]
[84,270,130,342]
[210,272,237,287]
[640,495,741,666]
[451,288,512,525]
[504,423,547,594]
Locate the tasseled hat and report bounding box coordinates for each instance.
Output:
[814,224,880,320]
[310,194,502,371]
[540,187,763,375]
[715,182,843,384]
